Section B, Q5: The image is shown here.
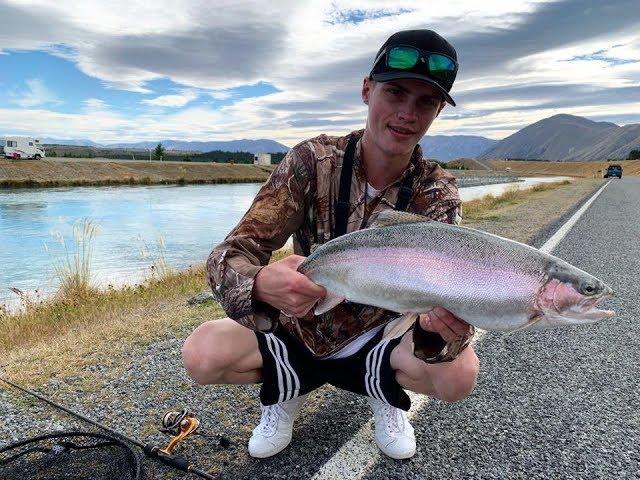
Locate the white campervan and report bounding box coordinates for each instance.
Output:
[0,136,46,159]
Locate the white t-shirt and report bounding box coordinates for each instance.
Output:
[366,182,382,200]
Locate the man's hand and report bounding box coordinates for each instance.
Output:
[253,254,326,317]
[414,306,475,363]
[419,306,474,342]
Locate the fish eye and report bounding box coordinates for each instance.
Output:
[581,283,596,295]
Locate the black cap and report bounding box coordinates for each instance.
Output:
[369,29,458,106]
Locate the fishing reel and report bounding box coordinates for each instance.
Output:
[159,409,231,453]
[159,409,201,454]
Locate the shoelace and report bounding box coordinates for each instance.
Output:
[256,404,282,436]
[381,405,407,435]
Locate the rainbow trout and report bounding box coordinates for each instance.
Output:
[298,211,615,331]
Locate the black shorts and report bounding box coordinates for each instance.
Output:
[255,325,411,411]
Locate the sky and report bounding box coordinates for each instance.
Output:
[0,0,639,146]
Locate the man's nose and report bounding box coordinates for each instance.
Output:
[397,102,418,122]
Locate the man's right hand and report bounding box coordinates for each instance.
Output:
[253,254,327,317]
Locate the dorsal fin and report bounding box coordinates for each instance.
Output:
[368,210,432,229]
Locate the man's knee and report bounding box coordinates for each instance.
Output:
[436,347,480,403]
[182,319,236,385]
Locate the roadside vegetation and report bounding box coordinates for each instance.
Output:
[0,178,593,386]
[462,180,571,220]
[0,159,276,188]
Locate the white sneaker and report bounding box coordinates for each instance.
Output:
[248,394,307,458]
[367,397,416,459]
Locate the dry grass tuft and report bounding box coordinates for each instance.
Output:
[52,218,101,299]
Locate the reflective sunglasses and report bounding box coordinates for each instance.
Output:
[373,45,458,90]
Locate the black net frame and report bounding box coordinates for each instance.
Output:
[0,430,143,480]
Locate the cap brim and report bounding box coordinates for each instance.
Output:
[370,72,456,106]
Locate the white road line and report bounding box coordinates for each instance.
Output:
[540,180,611,254]
[312,180,610,479]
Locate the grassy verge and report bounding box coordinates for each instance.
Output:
[0,159,276,188]
[0,180,583,386]
[0,249,291,386]
[463,180,572,220]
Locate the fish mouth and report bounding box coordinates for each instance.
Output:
[572,291,615,321]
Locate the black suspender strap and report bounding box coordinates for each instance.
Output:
[334,135,358,238]
[334,134,414,239]
[395,173,414,211]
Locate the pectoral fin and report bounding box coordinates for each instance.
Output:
[383,312,419,339]
[506,315,544,335]
[314,291,345,315]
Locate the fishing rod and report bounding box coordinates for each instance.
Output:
[0,375,222,480]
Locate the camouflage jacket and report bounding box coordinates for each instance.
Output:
[206,129,463,358]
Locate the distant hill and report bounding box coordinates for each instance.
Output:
[419,135,497,161]
[42,138,290,154]
[479,114,639,161]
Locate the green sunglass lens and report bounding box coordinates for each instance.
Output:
[428,54,456,83]
[388,47,419,69]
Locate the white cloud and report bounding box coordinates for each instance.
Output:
[83,98,108,109]
[142,90,199,107]
[11,79,61,108]
[0,0,639,141]
[207,90,233,100]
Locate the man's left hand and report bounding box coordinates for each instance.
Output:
[419,307,474,342]
[414,307,475,363]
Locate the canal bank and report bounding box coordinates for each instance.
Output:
[0,158,276,188]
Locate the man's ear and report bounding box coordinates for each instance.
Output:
[362,77,373,105]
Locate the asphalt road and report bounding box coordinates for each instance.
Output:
[219,177,639,480]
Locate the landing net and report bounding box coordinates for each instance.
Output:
[0,430,142,480]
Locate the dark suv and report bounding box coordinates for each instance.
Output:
[604,164,623,178]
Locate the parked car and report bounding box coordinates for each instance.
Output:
[603,164,623,178]
[0,136,46,159]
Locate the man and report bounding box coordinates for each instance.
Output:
[182,29,479,460]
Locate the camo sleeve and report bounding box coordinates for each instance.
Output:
[206,145,314,332]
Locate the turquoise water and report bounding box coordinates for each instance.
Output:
[0,183,261,309]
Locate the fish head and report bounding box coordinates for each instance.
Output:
[535,270,615,328]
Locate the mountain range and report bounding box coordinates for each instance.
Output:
[41,138,290,155]
[41,114,640,161]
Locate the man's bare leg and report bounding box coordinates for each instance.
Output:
[181,317,263,385]
[389,328,480,402]
[182,317,310,458]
